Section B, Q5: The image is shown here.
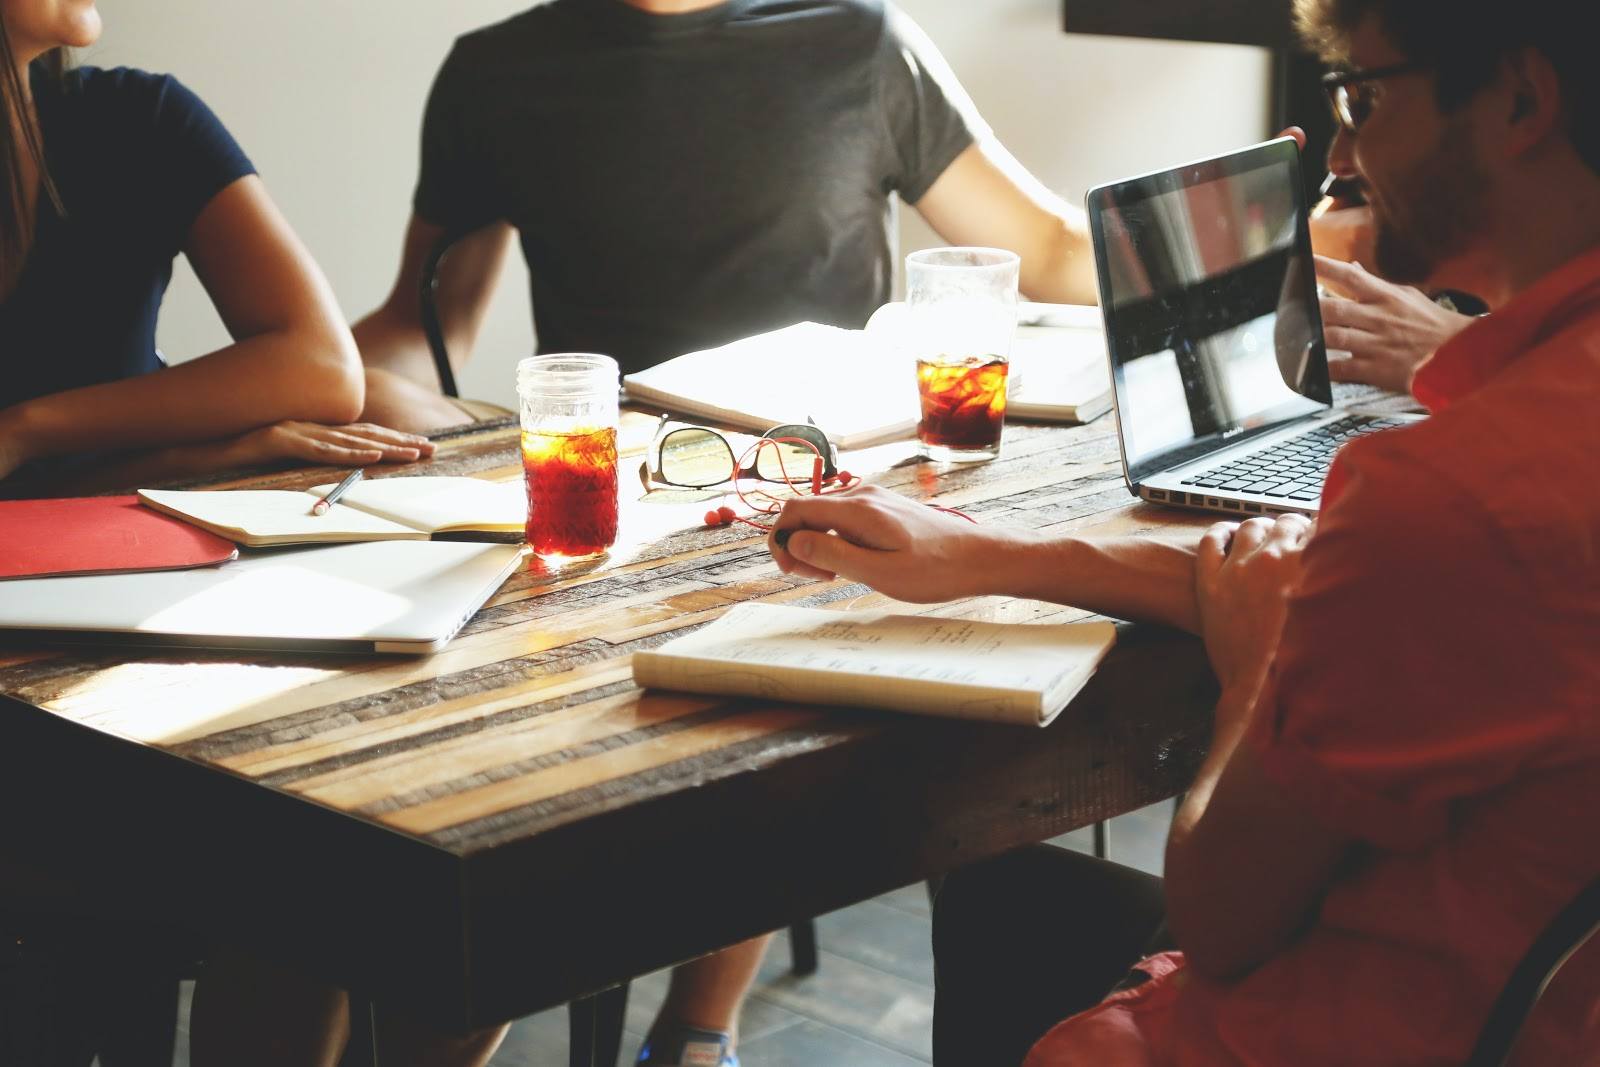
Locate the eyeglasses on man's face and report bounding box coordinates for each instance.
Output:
[1321,61,1430,133]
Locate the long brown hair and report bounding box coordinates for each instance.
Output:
[1,20,66,297]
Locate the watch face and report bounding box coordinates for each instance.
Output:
[1434,290,1489,316]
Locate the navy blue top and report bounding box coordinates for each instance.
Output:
[0,66,255,412]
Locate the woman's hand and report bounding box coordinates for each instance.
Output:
[0,420,31,482]
[1195,516,1313,703]
[211,420,436,469]
[1316,255,1475,393]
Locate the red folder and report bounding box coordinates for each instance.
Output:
[0,495,238,580]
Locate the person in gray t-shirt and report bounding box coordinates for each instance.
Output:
[347,3,1099,1060]
[356,0,1100,432]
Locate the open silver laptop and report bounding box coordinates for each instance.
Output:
[1086,137,1420,517]
[0,540,524,654]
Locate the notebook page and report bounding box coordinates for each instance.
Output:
[308,477,527,534]
[138,489,421,544]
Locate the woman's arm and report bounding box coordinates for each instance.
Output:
[0,175,365,478]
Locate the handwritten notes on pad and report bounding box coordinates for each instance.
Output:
[632,603,1117,727]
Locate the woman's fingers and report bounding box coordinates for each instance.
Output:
[343,423,437,455]
[288,437,385,465]
[320,429,421,461]
[268,421,433,464]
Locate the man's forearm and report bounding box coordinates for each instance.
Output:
[351,307,440,384]
[1020,211,1099,308]
[988,528,1202,632]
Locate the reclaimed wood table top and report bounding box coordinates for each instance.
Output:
[0,412,1219,1031]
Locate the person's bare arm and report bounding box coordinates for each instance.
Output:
[0,176,365,479]
[911,141,1098,306]
[767,485,1202,632]
[352,215,514,389]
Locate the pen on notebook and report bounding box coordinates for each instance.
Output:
[310,469,364,516]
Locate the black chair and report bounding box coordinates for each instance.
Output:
[419,232,466,400]
[1465,872,1600,1067]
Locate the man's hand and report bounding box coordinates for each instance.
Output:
[211,421,437,469]
[1195,516,1312,701]
[1316,255,1474,393]
[769,485,998,603]
[1308,198,1375,266]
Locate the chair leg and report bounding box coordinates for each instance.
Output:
[1093,819,1110,859]
[569,981,630,1067]
[92,971,180,1067]
[344,991,380,1067]
[789,919,819,976]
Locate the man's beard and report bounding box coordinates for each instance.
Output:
[1368,117,1488,286]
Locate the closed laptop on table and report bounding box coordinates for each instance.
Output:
[0,540,524,654]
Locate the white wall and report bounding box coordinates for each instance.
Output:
[90,0,1269,411]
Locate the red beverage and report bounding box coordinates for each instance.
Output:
[916,356,1009,457]
[521,425,619,558]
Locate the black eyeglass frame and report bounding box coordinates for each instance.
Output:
[638,415,839,491]
[1320,61,1431,133]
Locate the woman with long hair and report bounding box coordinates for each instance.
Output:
[0,2,520,1064]
[0,0,435,490]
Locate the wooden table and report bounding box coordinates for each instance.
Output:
[0,413,1218,1045]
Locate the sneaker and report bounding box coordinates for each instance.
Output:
[636,1024,739,1067]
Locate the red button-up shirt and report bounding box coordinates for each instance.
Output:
[1026,247,1600,1067]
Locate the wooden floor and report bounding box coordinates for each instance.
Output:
[158,803,1171,1067]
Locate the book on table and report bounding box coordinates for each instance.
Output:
[1005,304,1113,424]
[138,476,526,548]
[632,602,1118,727]
[622,321,923,450]
[0,495,239,580]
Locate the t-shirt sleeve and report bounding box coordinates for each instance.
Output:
[122,72,255,251]
[875,3,988,203]
[1247,442,1579,852]
[413,44,502,232]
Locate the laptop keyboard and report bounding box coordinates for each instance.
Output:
[1179,415,1409,503]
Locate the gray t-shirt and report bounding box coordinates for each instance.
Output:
[415,0,982,374]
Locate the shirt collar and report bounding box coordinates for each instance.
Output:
[1413,244,1600,411]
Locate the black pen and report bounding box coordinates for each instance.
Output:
[310,469,364,516]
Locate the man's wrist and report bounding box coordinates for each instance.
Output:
[984,526,1056,601]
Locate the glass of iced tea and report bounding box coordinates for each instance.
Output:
[516,354,620,561]
[906,247,1019,462]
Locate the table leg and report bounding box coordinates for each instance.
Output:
[569,982,630,1067]
[344,991,379,1067]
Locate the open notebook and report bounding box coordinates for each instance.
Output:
[633,602,1117,727]
[139,476,525,547]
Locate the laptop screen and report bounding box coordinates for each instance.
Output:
[1087,138,1331,483]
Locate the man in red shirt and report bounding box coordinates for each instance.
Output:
[765,0,1600,1063]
